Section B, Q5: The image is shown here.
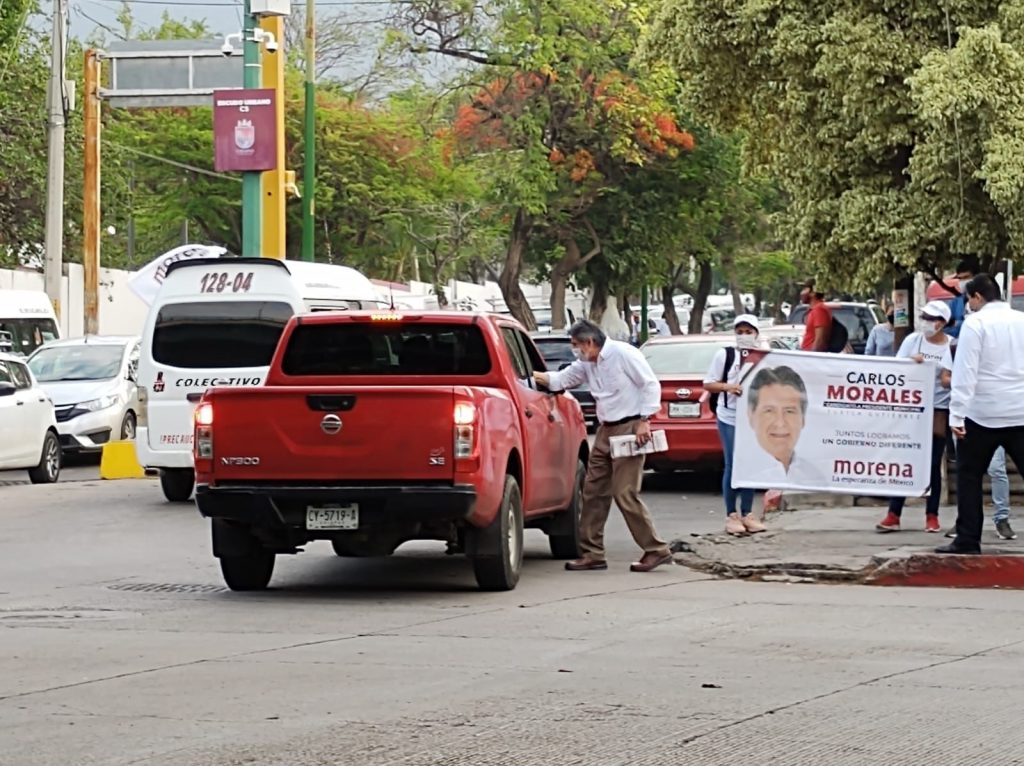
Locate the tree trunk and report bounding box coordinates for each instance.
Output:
[550,269,569,331]
[550,225,601,331]
[688,260,713,334]
[499,208,536,329]
[662,286,683,335]
[753,288,763,317]
[589,277,609,321]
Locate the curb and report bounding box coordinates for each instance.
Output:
[866,550,1024,589]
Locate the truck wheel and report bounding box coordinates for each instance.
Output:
[220,551,275,591]
[470,475,524,591]
[548,459,584,559]
[160,468,194,502]
[28,431,61,485]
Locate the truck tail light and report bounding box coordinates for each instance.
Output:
[137,386,148,429]
[195,402,214,459]
[454,401,477,460]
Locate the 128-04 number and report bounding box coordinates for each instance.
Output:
[200,271,254,294]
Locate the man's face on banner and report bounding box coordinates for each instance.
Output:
[750,383,805,464]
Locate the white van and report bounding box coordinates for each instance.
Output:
[135,257,385,502]
[0,290,61,357]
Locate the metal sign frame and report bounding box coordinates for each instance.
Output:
[100,41,244,108]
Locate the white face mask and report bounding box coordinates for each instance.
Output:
[735,334,758,349]
[571,347,583,361]
[922,323,942,339]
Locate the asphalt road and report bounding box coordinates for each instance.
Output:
[2,472,1024,765]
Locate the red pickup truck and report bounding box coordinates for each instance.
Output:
[194,311,589,592]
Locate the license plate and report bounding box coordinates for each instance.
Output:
[668,402,701,418]
[306,504,359,530]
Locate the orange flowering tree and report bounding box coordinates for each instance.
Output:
[394,0,694,328]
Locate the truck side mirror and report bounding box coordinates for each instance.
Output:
[0,382,16,397]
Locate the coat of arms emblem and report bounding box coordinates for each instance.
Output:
[234,119,255,151]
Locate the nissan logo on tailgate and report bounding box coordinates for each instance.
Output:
[320,414,343,435]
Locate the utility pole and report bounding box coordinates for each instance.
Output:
[301,0,316,262]
[82,49,101,335]
[241,0,262,256]
[43,0,69,320]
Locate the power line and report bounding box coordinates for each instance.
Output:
[108,143,243,182]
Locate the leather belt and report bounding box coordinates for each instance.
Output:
[600,414,641,428]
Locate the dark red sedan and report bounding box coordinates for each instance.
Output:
[640,335,731,472]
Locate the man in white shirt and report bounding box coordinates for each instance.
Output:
[940,274,1024,554]
[533,319,672,573]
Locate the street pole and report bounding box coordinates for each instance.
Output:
[82,50,101,336]
[301,0,316,262]
[640,284,649,345]
[259,14,286,259]
[43,0,68,321]
[242,0,262,257]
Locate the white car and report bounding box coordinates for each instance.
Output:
[0,352,61,483]
[27,336,141,453]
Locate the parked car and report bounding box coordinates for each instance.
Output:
[0,352,61,483]
[194,311,589,592]
[787,302,885,354]
[27,336,141,453]
[530,332,597,429]
[640,335,731,472]
[759,324,804,350]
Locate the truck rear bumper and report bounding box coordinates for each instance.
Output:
[196,483,477,529]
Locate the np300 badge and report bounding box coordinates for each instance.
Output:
[221,457,260,466]
[320,414,343,435]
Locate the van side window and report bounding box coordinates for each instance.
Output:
[0,362,12,386]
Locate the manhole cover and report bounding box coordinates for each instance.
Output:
[108,582,226,594]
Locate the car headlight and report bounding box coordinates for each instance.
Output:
[79,395,120,412]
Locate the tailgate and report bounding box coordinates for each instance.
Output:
[210,386,457,482]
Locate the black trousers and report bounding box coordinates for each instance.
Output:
[954,419,1024,547]
[889,433,946,518]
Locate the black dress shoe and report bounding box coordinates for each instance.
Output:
[934,543,981,555]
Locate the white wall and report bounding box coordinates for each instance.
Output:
[0,265,150,338]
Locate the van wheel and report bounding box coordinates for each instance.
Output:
[469,475,524,591]
[160,468,194,502]
[28,431,61,484]
[548,459,584,559]
[220,551,275,591]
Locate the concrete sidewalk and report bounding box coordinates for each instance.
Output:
[671,504,1024,588]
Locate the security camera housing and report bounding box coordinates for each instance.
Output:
[264,39,278,53]
[220,42,234,56]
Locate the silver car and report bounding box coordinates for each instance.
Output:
[27,336,141,453]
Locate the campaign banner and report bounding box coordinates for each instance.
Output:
[127,244,228,306]
[732,349,935,496]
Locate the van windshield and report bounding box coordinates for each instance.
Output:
[0,318,59,356]
[152,301,293,369]
[282,323,492,376]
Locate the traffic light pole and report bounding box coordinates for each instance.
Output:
[301,0,316,262]
[241,0,262,257]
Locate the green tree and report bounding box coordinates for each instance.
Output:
[396,0,693,328]
[644,0,1024,289]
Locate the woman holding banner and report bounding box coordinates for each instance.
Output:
[705,315,766,536]
[876,301,953,533]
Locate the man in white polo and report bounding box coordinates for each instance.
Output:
[533,319,672,573]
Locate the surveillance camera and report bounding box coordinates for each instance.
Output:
[221,41,234,56]
[264,38,278,53]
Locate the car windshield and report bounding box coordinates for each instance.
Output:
[29,344,124,382]
[642,341,727,375]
